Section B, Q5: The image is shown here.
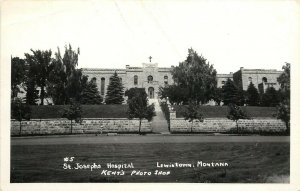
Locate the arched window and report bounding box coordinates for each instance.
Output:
[92,77,97,82]
[164,75,168,85]
[134,75,138,85]
[148,75,153,83]
[108,77,113,86]
[262,77,267,83]
[101,77,105,95]
[248,77,252,84]
[119,77,122,84]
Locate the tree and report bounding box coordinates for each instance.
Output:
[246,82,260,106]
[125,88,146,100]
[158,85,189,105]
[80,77,103,104]
[105,71,124,104]
[183,101,204,132]
[11,98,31,136]
[24,57,39,105]
[276,98,290,134]
[212,87,224,106]
[276,62,290,134]
[47,44,82,104]
[172,48,217,104]
[11,57,26,98]
[277,62,290,97]
[66,69,86,102]
[127,88,156,134]
[25,49,52,105]
[261,87,280,107]
[222,79,239,105]
[227,104,249,133]
[62,100,82,134]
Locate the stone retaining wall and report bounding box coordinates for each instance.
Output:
[11,118,152,136]
[170,117,286,133]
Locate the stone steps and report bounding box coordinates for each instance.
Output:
[149,99,169,133]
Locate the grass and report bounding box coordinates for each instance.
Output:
[11,142,289,183]
[173,105,278,118]
[30,105,129,119]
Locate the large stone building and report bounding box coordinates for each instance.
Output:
[82,62,283,99]
[82,62,174,99]
[233,67,282,93]
[14,59,283,105]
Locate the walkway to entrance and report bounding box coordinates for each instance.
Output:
[148,99,169,134]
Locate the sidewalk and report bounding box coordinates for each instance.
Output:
[11,135,290,145]
[149,99,169,133]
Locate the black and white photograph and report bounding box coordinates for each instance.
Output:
[0,0,299,190]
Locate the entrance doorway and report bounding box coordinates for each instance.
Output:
[148,87,154,99]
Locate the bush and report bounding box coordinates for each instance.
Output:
[160,101,170,130]
[27,105,129,119]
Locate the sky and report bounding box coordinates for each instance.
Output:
[1,0,299,74]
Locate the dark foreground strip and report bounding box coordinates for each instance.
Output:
[11,135,290,145]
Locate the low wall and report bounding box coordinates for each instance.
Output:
[169,108,286,133]
[11,118,152,136]
[170,117,286,133]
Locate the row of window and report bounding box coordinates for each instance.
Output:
[221,77,270,85]
[248,77,268,83]
[134,75,168,85]
[98,75,169,95]
[99,77,122,95]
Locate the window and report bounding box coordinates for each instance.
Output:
[91,77,97,83]
[119,78,122,84]
[101,77,105,95]
[262,77,267,83]
[164,75,168,85]
[134,75,138,85]
[148,75,153,83]
[248,77,252,84]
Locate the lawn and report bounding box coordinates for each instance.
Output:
[29,105,129,118]
[11,142,289,183]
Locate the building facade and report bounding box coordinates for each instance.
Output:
[82,63,283,100]
[232,67,282,93]
[82,63,174,99]
[15,61,283,105]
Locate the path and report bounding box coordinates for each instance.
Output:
[148,99,169,134]
[11,136,290,145]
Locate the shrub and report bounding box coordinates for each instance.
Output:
[160,101,170,130]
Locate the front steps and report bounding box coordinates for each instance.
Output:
[149,99,169,134]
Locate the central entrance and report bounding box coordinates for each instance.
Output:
[148,87,154,99]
